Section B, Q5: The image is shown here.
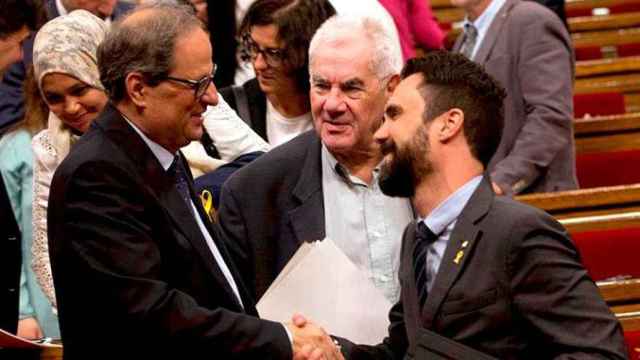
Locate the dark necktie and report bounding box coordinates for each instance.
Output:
[413,221,438,309]
[168,154,194,215]
[460,23,478,59]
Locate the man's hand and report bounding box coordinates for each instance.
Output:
[17,317,43,340]
[286,313,344,360]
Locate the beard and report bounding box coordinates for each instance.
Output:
[378,124,431,198]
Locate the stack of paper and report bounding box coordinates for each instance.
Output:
[257,238,392,345]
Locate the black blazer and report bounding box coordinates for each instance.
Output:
[47,104,290,360]
[219,78,268,141]
[344,178,627,360]
[0,175,20,334]
[218,130,325,299]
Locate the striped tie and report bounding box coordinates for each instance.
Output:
[413,222,438,309]
[459,23,478,59]
[168,154,194,215]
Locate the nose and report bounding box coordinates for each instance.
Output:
[323,88,347,116]
[200,81,219,106]
[374,118,390,145]
[64,97,81,117]
[253,52,268,71]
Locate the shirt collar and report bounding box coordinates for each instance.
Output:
[419,175,483,235]
[123,115,175,171]
[462,0,506,43]
[321,144,380,187]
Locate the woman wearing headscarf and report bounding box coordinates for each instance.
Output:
[31,9,268,311]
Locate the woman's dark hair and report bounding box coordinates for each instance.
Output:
[239,0,335,92]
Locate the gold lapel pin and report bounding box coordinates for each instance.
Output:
[454,250,464,264]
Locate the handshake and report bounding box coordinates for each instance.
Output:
[285,314,345,360]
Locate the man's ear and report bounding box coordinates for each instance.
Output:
[386,74,401,94]
[125,72,148,108]
[437,108,464,142]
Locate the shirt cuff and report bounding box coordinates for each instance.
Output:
[283,323,293,345]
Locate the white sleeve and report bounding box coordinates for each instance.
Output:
[202,94,270,162]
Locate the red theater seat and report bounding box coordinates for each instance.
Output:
[626,330,640,360]
[574,92,626,118]
[576,149,640,188]
[619,43,640,57]
[570,227,640,281]
[575,46,605,61]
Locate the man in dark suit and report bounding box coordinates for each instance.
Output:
[0,0,40,335]
[218,15,413,302]
[452,0,577,195]
[0,0,134,134]
[47,4,340,360]
[337,52,626,359]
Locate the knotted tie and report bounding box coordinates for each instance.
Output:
[168,154,194,215]
[413,221,438,309]
[459,23,478,59]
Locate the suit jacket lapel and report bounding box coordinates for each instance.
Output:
[98,104,245,311]
[289,132,325,244]
[421,177,494,327]
[182,158,251,310]
[474,0,515,64]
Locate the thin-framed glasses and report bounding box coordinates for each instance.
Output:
[242,35,285,67]
[164,63,217,99]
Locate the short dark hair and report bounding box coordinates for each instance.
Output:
[239,0,335,92]
[0,0,42,39]
[402,52,506,167]
[97,3,204,102]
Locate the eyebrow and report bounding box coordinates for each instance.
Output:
[343,78,365,88]
[311,75,328,84]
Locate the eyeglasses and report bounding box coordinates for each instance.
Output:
[164,64,217,99]
[242,35,285,67]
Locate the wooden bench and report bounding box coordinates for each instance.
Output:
[570,12,640,32]
[576,56,640,77]
[566,0,640,17]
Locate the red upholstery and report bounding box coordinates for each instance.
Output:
[574,46,603,61]
[625,330,640,360]
[618,43,640,57]
[570,227,640,281]
[573,92,626,118]
[576,149,640,188]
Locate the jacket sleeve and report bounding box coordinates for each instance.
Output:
[0,59,27,133]
[490,11,574,194]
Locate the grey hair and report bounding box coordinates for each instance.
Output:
[308,14,402,80]
[97,2,203,102]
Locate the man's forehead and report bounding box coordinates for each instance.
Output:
[388,74,426,106]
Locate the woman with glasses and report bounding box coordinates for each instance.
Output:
[219,0,336,147]
[30,9,268,313]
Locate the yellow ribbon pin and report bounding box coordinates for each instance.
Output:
[454,250,464,264]
[199,190,216,222]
